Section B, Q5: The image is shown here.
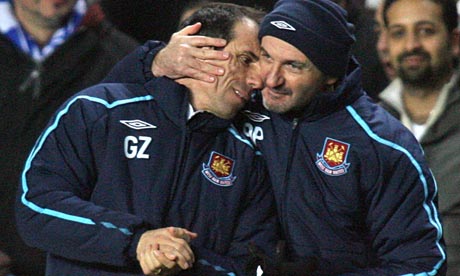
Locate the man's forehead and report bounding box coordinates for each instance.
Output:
[387,0,443,24]
[261,36,307,60]
[226,19,260,53]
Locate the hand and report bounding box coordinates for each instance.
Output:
[0,250,11,276]
[139,245,182,276]
[137,227,197,275]
[152,22,229,82]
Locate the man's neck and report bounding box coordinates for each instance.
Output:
[401,74,451,124]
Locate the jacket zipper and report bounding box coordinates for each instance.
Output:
[19,62,42,99]
[164,125,190,225]
[280,118,300,241]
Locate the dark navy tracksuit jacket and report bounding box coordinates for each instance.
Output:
[16,77,278,275]
[239,60,446,275]
[101,42,446,275]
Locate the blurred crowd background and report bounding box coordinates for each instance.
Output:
[100,0,387,98]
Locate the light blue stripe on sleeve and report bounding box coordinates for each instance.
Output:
[20,94,154,234]
[198,259,236,276]
[346,106,445,276]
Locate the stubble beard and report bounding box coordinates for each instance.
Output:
[397,52,450,89]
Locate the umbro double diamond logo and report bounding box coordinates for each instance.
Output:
[270,20,296,31]
[120,119,157,130]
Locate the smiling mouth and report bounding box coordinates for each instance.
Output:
[234,89,250,101]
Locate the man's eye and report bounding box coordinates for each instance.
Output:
[389,29,405,39]
[239,55,252,65]
[289,63,303,70]
[286,62,311,72]
[419,28,436,36]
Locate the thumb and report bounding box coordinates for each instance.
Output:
[179,22,202,36]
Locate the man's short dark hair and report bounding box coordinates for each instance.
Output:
[179,2,266,42]
[383,0,458,33]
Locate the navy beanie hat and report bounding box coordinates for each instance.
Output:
[259,0,356,78]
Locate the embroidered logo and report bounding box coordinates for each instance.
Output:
[270,20,296,31]
[242,110,270,122]
[120,119,157,130]
[202,151,236,187]
[316,138,350,176]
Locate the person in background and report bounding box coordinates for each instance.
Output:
[379,0,460,274]
[332,0,390,99]
[15,3,278,275]
[373,0,397,81]
[0,0,138,275]
[105,0,446,274]
[100,0,276,43]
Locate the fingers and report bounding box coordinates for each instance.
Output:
[151,25,228,82]
[167,226,198,242]
[187,36,227,51]
[138,244,192,273]
[175,23,227,49]
[177,22,203,36]
[156,242,194,270]
[152,250,177,270]
[139,245,162,275]
[136,228,196,272]
[153,249,192,271]
[171,57,230,83]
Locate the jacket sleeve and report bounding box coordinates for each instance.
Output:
[343,140,446,275]
[15,95,149,267]
[102,40,164,84]
[187,157,279,276]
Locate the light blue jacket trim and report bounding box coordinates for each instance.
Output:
[20,94,154,234]
[346,106,445,276]
[228,125,262,156]
[198,259,236,276]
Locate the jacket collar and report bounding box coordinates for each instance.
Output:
[379,72,460,135]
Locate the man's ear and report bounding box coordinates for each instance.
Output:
[321,76,340,92]
[325,77,339,86]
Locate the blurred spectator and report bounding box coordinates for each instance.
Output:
[332,0,391,99]
[373,0,396,80]
[379,0,460,275]
[101,0,275,43]
[0,0,138,275]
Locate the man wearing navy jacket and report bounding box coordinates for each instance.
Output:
[107,0,447,274]
[15,3,278,276]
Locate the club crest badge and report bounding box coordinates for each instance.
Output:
[202,151,236,187]
[316,138,351,176]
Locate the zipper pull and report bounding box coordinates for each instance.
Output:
[19,62,42,99]
[292,118,299,129]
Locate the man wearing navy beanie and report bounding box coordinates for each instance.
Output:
[258,0,355,79]
[105,0,447,274]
